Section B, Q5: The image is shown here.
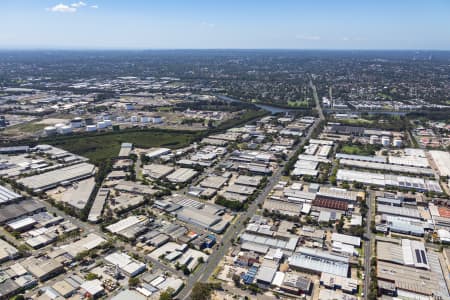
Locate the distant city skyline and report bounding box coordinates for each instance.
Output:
[1,0,450,50]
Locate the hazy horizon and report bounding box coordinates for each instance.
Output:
[1,0,450,50]
[2,48,450,51]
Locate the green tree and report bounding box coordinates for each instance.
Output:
[85,273,99,281]
[159,288,174,300]
[336,216,345,233]
[181,265,191,275]
[128,277,140,287]
[191,283,213,300]
[232,274,241,287]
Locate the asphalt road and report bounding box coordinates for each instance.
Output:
[363,191,373,299]
[6,82,325,300]
[178,81,325,299]
[310,79,325,121]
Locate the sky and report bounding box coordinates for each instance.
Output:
[1,0,450,50]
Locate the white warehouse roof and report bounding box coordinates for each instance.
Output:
[331,233,361,247]
[0,185,22,204]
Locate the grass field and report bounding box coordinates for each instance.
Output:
[3,108,267,166]
[341,145,377,156]
[3,122,48,135]
[339,118,374,126]
[287,99,310,108]
[42,129,195,164]
[43,110,267,164]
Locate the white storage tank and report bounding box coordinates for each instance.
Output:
[245,125,257,132]
[152,116,163,124]
[369,135,379,145]
[70,117,83,128]
[130,116,138,123]
[97,121,107,129]
[86,125,97,132]
[381,136,390,147]
[54,123,65,130]
[392,138,403,147]
[44,126,57,136]
[59,125,72,135]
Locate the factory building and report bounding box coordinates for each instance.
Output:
[0,185,23,204]
[376,238,449,299]
[17,163,96,192]
[104,252,146,277]
[288,247,349,277]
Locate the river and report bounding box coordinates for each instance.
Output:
[216,95,299,114]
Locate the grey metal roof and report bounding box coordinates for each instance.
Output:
[289,247,349,277]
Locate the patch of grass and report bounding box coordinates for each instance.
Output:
[341,145,377,156]
[215,109,268,131]
[287,99,310,108]
[377,93,393,100]
[3,109,267,168]
[357,244,364,257]
[4,122,48,134]
[42,129,195,164]
[156,106,174,112]
[339,118,374,125]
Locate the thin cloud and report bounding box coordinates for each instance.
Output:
[90,5,99,9]
[295,34,321,41]
[47,3,77,13]
[201,21,216,29]
[340,37,367,42]
[71,1,86,8]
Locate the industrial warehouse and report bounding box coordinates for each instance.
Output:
[1,72,450,300]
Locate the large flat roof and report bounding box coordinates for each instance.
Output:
[60,233,105,257]
[336,153,387,163]
[111,290,146,300]
[21,257,63,280]
[377,260,440,297]
[0,185,22,204]
[177,206,221,228]
[318,186,362,202]
[60,177,96,210]
[331,233,361,247]
[318,289,357,300]
[0,199,45,224]
[388,155,429,168]
[0,239,18,260]
[240,232,298,251]
[143,163,174,179]
[377,239,429,270]
[377,204,421,219]
[18,163,95,191]
[88,188,109,222]
[106,215,147,234]
[235,175,263,187]
[339,158,434,176]
[289,247,349,277]
[336,169,442,193]
[166,168,198,183]
[429,150,450,177]
[199,175,228,189]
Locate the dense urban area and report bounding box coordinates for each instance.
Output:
[0,50,450,300]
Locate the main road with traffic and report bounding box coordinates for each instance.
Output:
[178,80,325,299]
